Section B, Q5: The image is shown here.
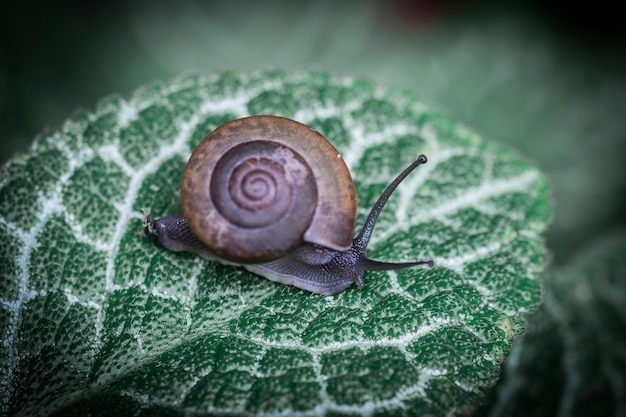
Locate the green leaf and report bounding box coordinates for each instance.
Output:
[0,70,550,416]
[477,233,626,417]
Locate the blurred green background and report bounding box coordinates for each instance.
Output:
[2,0,625,267]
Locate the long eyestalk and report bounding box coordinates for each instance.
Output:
[353,154,434,270]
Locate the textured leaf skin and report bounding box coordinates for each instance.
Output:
[0,70,550,416]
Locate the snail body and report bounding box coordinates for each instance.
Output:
[144,116,433,295]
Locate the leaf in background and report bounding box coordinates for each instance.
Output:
[0,70,550,416]
[478,233,626,417]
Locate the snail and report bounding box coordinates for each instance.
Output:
[143,115,434,295]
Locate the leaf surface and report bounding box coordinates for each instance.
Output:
[0,70,550,416]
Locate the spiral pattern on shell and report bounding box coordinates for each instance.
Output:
[181,116,357,263]
[211,140,317,230]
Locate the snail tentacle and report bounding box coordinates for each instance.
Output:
[351,154,434,272]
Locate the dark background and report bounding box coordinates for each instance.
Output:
[2,0,625,269]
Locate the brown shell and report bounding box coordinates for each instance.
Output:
[181,115,357,263]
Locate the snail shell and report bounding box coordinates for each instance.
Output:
[181,116,357,263]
